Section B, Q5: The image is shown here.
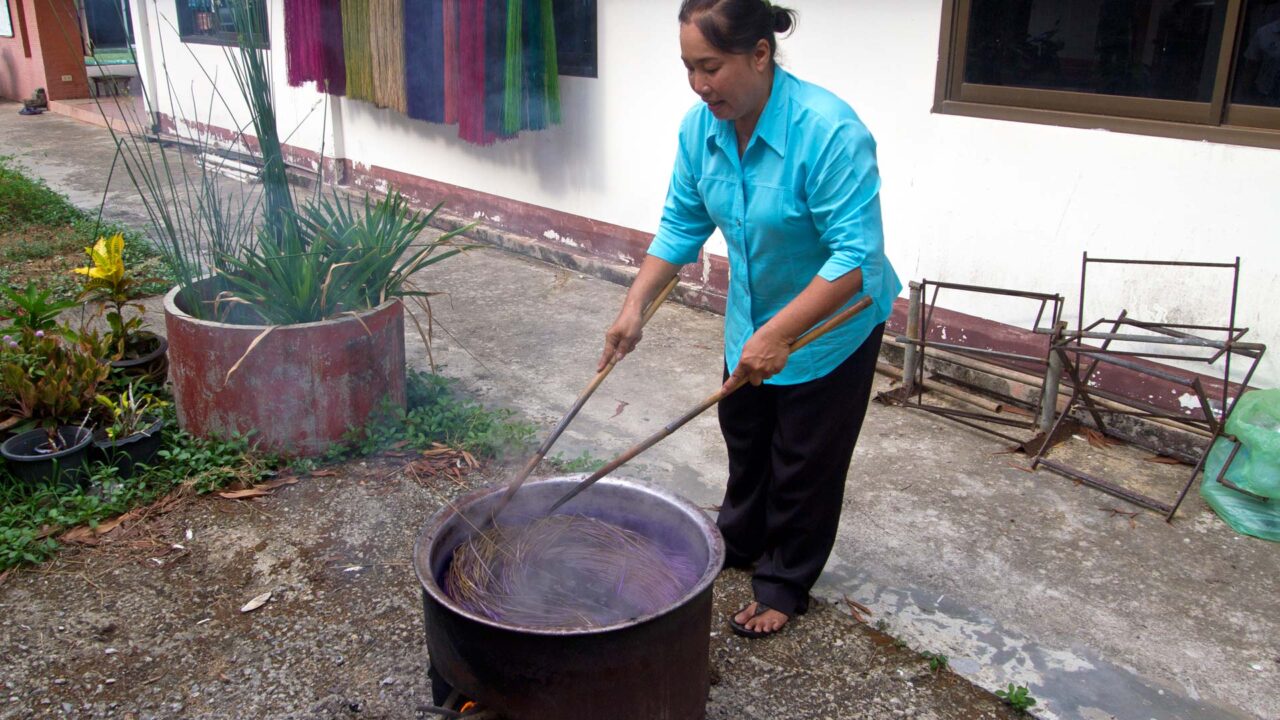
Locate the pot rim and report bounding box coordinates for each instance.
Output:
[413,475,725,637]
[1,426,95,460]
[93,416,166,449]
[163,278,403,332]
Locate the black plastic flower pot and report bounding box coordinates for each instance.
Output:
[1,426,94,488]
[109,331,169,385]
[92,417,166,480]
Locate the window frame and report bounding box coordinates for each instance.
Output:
[175,0,268,49]
[934,0,1280,150]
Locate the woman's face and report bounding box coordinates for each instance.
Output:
[680,20,772,123]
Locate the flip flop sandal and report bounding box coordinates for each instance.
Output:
[728,601,788,639]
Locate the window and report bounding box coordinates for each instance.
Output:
[554,0,597,78]
[176,0,267,47]
[1,0,14,39]
[935,0,1280,148]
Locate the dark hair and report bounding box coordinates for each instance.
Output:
[678,0,797,59]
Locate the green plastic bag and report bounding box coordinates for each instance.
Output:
[1201,389,1280,542]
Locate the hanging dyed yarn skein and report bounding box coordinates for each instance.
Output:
[342,0,375,102]
[370,0,409,112]
[405,0,446,123]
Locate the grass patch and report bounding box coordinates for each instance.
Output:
[0,155,173,317]
[335,371,537,461]
[0,405,276,570]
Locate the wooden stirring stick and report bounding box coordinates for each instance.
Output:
[545,295,875,515]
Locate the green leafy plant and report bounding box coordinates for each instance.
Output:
[95,381,168,440]
[1,327,112,446]
[0,282,78,333]
[336,371,535,460]
[549,450,607,473]
[922,651,949,673]
[995,684,1038,713]
[215,191,470,325]
[74,232,154,359]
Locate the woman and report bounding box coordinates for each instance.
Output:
[600,0,901,638]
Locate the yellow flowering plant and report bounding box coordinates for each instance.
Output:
[74,233,147,360]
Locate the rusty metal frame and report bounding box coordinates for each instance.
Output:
[1031,254,1267,521]
[879,279,1065,449]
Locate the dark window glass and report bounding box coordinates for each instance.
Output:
[85,0,133,49]
[1231,0,1280,107]
[964,0,1228,102]
[554,0,597,78]
[176,0,267,47]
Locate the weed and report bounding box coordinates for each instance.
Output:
[874,619,889,632]
[548,450,607,473]
[334,371,535,460]
[922,651,949,673]
[0,411,273,570]
[995,684,1037,713]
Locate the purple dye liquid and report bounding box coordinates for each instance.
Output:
[444,515,700,629]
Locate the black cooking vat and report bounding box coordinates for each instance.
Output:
[414,476,724,720]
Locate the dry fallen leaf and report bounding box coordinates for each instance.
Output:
[217,488,273,500]
[239,591,272,613]
[1143,454,1184,465]
[1084,428,1122,450]
[217,476,299,499]
[309,469,339,478]
[611,401,629,419]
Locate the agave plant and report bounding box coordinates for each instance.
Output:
[212,191,471,325]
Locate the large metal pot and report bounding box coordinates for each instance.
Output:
[414,476,724,720]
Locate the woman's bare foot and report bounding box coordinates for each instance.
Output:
[732,601,789,635]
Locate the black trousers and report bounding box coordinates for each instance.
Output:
[716,323,884,618]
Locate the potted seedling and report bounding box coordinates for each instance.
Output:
[0,283,79,434]
[92,382,168,479]
[75,233,169,384]
[0,328,111,486]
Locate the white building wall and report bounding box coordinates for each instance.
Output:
[130,0,1280,387]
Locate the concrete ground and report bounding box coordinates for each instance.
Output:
[3,103,1278,720]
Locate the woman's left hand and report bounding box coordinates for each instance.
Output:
[725,328,791,390]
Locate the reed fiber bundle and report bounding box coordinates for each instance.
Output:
[457,0,494,145]
[483,0,513,141]
[342,0,375,102]
[405,0,446,122]
[442,0,460,123]
[370,0,409,112]
[319,0,347,95]
[446,515,700,629]
[284,0,325,87]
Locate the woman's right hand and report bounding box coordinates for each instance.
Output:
[598,308,645,371]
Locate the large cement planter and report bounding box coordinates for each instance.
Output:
[163,279,406,457]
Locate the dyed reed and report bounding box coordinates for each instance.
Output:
[370,0,409,112]
[342,0,375,102]
[284,0,325,87]
[319,0,347,95]
[442,0,460,123]
[445,515,699,629]
[457,0,493,145]
[405,0,446,122]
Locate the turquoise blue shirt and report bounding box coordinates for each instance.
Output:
[648,67,902,385]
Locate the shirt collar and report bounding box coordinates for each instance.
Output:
[706,66,791,158]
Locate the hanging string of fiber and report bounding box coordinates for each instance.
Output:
[484,0,514,141]
[341,0,375,102]
[319,1,347,95]
[284,0,325,87]
[456,0,491,144]
[405,0,446,123]
[442,0,460,124]
[370,0,409,112]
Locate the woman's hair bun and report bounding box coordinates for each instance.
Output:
[770,4,795,34]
